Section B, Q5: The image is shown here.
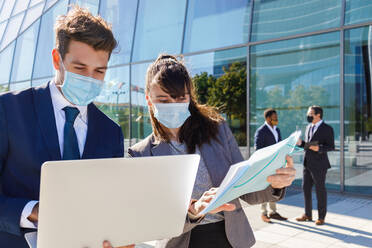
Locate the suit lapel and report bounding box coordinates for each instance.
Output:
[264,125,276,143]
[82,104,100,159]
[32,82,61,161]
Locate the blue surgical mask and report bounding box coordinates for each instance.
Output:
[59,55,104,106]
[153,102,191,128]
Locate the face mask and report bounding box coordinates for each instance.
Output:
[153,102,191,129]
[271,120,278,126]
[59,54,104,106]
[307,115,314,123]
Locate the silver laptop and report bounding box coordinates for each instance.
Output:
[36,154,200,248]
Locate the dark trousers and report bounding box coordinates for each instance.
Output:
[302,166,328,220]
[189,221,232,248]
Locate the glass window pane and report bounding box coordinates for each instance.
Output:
[11,19,40,82]
[0,12,24,50]
[30,0,44,7]
[0,20,7,41]
[345,0,372,25]
[186,47,248,159]
[9,81,31,91]
[45,0,59,10]
[0,84,9,93]
[12,0,30,16]
[250,32,340,189]
[0,40,15,84]
[132,0,186,62]
[99,0,137,66]
[69,0,99,15]
[0,0,16,22]
[20,2,45,33]
[344,26,372,194]
[184,0,251,53]
[251,0,341,42]
[95,66,130,148]
[33,0,68,78]
[131,63,152,143]
[31,76,52,87]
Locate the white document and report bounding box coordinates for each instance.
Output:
[37,155,200,248]
[25,232,37,248]
[200,131,301,215]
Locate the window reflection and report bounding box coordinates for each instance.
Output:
[250,32,340,189]
[344,26,372,194]
[186,47,248,158]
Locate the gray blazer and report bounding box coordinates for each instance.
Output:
[128,121,285,248]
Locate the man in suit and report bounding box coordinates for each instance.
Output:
[296,105,334,225]
[0,6,126,247]
[254,108,287,223]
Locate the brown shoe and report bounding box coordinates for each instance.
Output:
[315,219,325,225]
[296,214,312,222]
[261,214,272,223]
[269,212,287,221]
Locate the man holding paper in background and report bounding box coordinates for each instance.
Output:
[296,105,335,225]
[255,108,288,223]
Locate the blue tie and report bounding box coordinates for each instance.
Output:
[63,107,80,160]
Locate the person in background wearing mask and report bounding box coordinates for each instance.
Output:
[254,108,287,223]
[296,105,334,225]
[0,6,129,247]
[126,54,296,248]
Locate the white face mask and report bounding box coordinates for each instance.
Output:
[152,102,191,128]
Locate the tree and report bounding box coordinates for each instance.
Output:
[192,72,216,104]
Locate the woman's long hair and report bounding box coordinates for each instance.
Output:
[146,54,223,153]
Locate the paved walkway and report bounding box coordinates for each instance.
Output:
[138,187,372,248]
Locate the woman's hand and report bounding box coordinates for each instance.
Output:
[188,188,236,217]
[102,240,134,248]
[267,155,296,189]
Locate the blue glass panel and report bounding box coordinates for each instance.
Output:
[12,0,30,16]
[250,32,340,189]
[185,47,248,157]
[10,19,40,82]
[131,63,152,142]
[9,80,31,91]
[69,0,99,15]
[252,0,341,41]
[345,0,372,25]
[344,26,372,194]
[0,20,7,43]
[132,0,186,62]
[0,12,24,50]
[99,0,137,66]
[0,0,16,22]
[33,0,68,79]
[0,40,15,84]
[20,2,45,33]
[31,76,53,87]
[95,66,130,143]
[184,0,251,53]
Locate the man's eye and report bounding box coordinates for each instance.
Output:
[97,70,104,74]
[75,67,84,70]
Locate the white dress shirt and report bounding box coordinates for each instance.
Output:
[309,120,323,141]
[20,81,89,229]
[265,121,279,142]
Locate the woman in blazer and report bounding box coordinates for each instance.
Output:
[127,54,296,248]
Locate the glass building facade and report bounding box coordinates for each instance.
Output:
[0,0,372,195]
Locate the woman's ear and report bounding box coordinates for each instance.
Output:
[146,95,152,107]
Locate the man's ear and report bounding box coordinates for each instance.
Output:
[52,49,61,70]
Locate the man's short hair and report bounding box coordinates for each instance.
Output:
[54,5,117,60]
[264,108,277,119]
[310,105,323,119]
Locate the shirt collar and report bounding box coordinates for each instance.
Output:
[265,121,277,130]
[50,81,88,122]
[312,120,323,128]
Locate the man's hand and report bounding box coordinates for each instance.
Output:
[188,188,236,217]
[267,155,296,189]
[103,240,134,248]
[27,203,39,223]
[296,138,302,146]
[309,145,319,152]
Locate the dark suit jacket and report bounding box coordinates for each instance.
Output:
[0,83,124,247]
[254,124,282,150]
[128,121,284,248]
[300,121,334,170]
